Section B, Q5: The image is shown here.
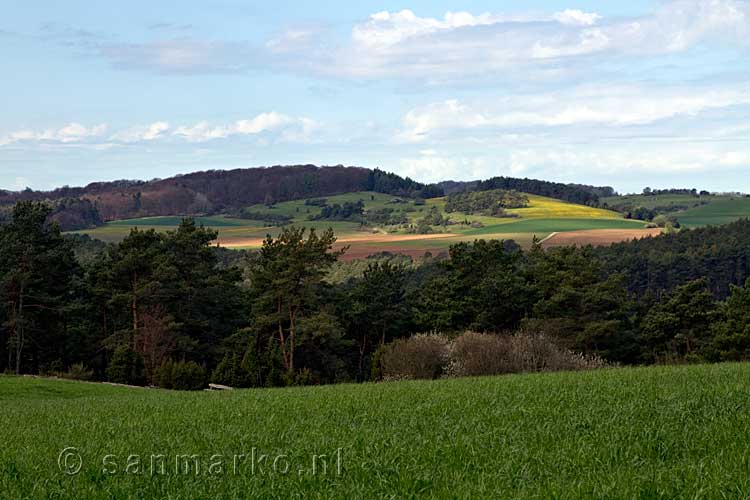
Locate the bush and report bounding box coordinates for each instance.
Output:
[448,332,608,377]
[157,359,207,391]
[380,332,608,381]
[447,332,512,377]
[381,334,450,380]
[107,346,147,386]
[61,363,95,381]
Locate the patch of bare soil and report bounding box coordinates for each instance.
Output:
[541,228,663,248]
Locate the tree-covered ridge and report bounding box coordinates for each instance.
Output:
[475,176,604,206]
[0,165,443,228]
[444,189,528,216]
[594,218,750,298]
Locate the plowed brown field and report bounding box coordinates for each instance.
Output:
[541,228,663,248]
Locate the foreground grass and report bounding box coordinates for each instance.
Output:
[3,364,750,498]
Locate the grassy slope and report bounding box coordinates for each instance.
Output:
[3,364,750,498]
[601,193,718,210]
[677,197,750,228]
[601,194,750,229]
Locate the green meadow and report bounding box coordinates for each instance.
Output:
[3,364,750,498]
[464,217,644,236]
[600,193,719,210]
[601,193,750,229]
[676,197,750,228]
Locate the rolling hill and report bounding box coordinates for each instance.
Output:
[0,165,439,224]
[75,191,653,258]
[601,193,750,228]
[12,167,750,258]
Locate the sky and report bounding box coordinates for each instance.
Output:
[0,0,749,194]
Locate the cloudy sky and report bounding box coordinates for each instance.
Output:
[1,0,749,193]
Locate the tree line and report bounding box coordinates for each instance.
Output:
[444,189,528,216]
[474,176,603,206]
[0,166,444,230]
[3,201,750,388]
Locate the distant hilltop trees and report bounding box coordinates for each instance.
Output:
[0,165,444,230]
[440,177,614,207]
[0,165,621,231]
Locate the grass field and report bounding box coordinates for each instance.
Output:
[602,193,750,229]
[464,217,644,236]
[3,364,750,498]
[75,192,646,255]
[601,193,718,210]
[676,197,750,228]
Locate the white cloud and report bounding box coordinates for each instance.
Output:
[394,142,750,190]
[111,121,170,142]
[293,0,750,81]
[172,112,300,142]
[504,146,750,177]
[553,9,602,26]
[351,9,528,49]
[0,113,317,148]
[398,156,491,184]
[398,85,750,142]
[47,1,750,83]
[0,123,107,146]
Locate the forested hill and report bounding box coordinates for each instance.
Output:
[0,165,441,226]
[595,218,750,299]
[439,177,615,205]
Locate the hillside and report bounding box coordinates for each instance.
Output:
[0,168,618,232]
[602,192,750,228]
[3,363,750,498]
[0,165,439,226]
[75,191,649,258]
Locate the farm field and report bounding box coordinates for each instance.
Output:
[602,193,750,228]
[601,193,718,210]
[3,363,750,498]
[74,191,649,256]
[542,228,664,248]
[676,197,750,228]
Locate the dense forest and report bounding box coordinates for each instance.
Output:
[474,176,606,206]
[0,166,443,230]
[3,200,750,388]
[444,189,528,216]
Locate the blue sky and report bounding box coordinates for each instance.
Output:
[1,0,749,193]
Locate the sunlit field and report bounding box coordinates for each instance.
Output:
[3,364,750,498]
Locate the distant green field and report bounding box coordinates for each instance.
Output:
[601,193,750,229]
[4,364,750,498]
[676,197,750,228]
[601,193,717,210]
[465,217,645,236]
